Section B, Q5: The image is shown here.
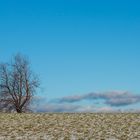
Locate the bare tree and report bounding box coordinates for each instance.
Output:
[0,54,39,113]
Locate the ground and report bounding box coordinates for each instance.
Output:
[0,113,139,140]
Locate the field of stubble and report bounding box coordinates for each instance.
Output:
[0,113,140,140]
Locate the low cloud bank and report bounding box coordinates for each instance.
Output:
[33,91,140,113]
[35,103,115,113]
[56,91,140,107]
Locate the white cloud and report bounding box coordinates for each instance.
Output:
[55,91,140,107]
[32,91,140,113]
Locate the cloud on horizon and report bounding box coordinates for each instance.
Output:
[54,91,140,107]
[34,103,116,113]
[32,91,140,113]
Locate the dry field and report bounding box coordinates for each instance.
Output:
[0,113,140,140]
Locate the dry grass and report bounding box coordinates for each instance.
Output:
[0,113,140,140]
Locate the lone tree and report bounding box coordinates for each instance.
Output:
[0,54,39,113]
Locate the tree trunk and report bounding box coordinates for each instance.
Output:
[16,108,22,113]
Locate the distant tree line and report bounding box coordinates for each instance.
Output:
[0,54,39,113]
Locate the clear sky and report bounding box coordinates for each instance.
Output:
[0,0,140,112]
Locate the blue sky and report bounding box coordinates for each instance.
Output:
[0,0,140,112]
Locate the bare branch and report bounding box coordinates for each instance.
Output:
[0,54,39,113]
